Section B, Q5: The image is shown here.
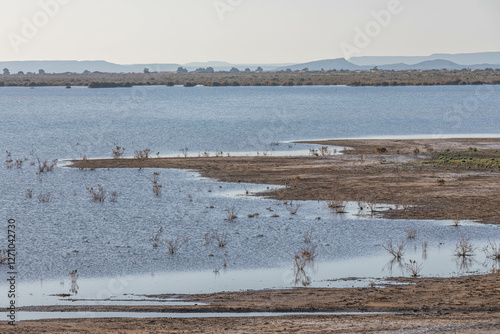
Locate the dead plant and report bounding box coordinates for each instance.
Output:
[86,184,106,202]
[286,201,302,215]
[405,259,423,277]
[112,146,125,159]
[225,206,240,222]
[455,235,475,257]
[166,236,189,254]
[381,239,407,259]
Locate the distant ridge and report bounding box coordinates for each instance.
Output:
[0,52,499,74]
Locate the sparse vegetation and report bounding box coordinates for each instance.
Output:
[225,206,240,222]
[328,198,347,213]
[303,228,314,243]
[455,235,475,257]
[405,259,423,277]
[36,157,57,173]
[134,148,151,159]
[483,239,500,261]
[407,227,417,239]
[293,245,318,272]
[86,184,106,202]
[37,192,52,202]
[112,146,125,158]
[166,236,189,254]
[2,69,499,88]
[285,201,302,215]
[381,239,407,259]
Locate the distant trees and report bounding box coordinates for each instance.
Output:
[244,68,251,72]
[177,67,188,73]
[255,67,263,72]
[229,67,240,73]
[18,71,24,75]
[83,70,90,74]
[3,68,10,75]
[143,68,150,73]
[194,67,215,73]
[38,69,45,74]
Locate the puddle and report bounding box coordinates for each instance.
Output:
[17,311,392,321]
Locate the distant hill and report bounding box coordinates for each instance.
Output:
[350,51,500,66]
[0,60,292,74]
[0,61,181,74]
[275,58,366,71]
[275,58,500,71]
[1,51,499,74]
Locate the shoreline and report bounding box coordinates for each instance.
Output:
[69,137,500,225]
[5,138,498,332]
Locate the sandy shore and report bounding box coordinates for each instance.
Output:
[3,138,500,333]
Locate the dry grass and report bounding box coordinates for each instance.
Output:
[405,259,423,277]
[153,184,163,196]
[112,146,125,159]
[36,157,57,173]
[86,184,106,202]
[225,206,240,222]
[327,198,347,213]
[303,228,314,243]
[37,192,52,203]
[134,148,151,159]
[166,236,189,255]
[285,201,302,215]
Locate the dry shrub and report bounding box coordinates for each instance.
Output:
[286,201,302,215]
[166,236,189,254]
[112,146,125,159]
[86,184,106,202]
[381,239,407,259]
[134,148,151,159]
[455,235,475,257]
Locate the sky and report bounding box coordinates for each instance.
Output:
[0,0,499,64]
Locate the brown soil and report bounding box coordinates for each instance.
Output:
[5,138,499,333]
[70,138,500,224]
[3,274,500,333]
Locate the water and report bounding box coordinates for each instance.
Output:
[1,85,500,308]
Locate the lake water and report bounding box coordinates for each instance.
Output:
[1,85,499,308]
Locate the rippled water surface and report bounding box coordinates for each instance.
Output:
[1,85,499,307]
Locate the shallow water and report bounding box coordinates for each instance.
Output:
[18,311,391,321]
[1,85,499,308]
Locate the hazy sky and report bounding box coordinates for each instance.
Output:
[0,0,499,64]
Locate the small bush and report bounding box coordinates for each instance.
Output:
[381,239,407,259]
[86,184,106,202]
[112,146,125,159]
[134,148,151,159]
[286,201,302,215]
[455,235,475,257]
[375,147,387,154]
[225,206,240,222]
[38,192,52,202]
[166,236,189,254]
[405,259,423,277]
